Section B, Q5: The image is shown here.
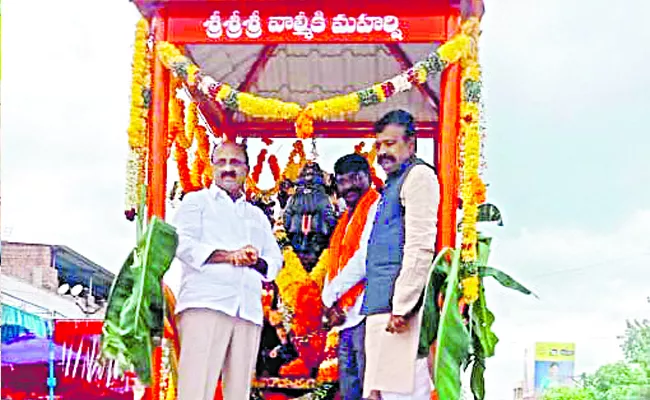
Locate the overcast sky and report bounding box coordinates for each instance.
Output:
[2,0,650,399]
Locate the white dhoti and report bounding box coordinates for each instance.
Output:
[363,312,433,399]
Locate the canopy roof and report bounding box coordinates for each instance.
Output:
[134,0,464,138]
[186,43,441,124]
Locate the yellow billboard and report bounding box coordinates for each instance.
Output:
[534,342,576,392]
[534,342,576,362]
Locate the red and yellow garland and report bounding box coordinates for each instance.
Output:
[173,100,200,193]
[246,148,282,200]
[283,141,308,182]
[247,140,308,200]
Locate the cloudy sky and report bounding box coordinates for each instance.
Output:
[2,0,650,399]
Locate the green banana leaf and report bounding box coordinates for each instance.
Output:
[101,216,178,385]
[470,354,486,400]
[468,288,497,400]
[433,249,471,400]
[418,248,453,357]
[477,266,537,298]
[476,234,492,266]
[470,288,498,359]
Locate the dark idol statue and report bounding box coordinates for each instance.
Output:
[283,162,338,272]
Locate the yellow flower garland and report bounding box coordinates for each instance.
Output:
[127,18,150,150]
[125,18,150,213]
[154,29,474,140]
[238,92,302,121]
[461,275,480,304]
[189,126,211,188]
[457,17,485,265]
[181,102,198,149]
[168,76,185,150]
[275,247,311,312]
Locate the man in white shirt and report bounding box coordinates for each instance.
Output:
[321,154,380,400]
[173,141,284,400]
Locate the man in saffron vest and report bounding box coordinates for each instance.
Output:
[320,154,380,400]
[363,110,439,400]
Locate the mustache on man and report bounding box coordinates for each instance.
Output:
[378,154,396,164]
[221,171,237,179]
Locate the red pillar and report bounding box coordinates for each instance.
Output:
[431,16,462,399]
[144,13,169,400]
[436,15,462,253]
[148,14,169,221]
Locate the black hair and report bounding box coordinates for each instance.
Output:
[334,153,371,177]
[211,141,250,168]
[374,109,416,139]
[550,362,559,368]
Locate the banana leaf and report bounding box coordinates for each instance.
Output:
[101,216,178,385]
[433,249,471,400]
[470,355,486,400]
[476,234,492,266]
[477,266,537,298]
[418,248,453,357]
[470,288,498,359]
[468,288,497,400]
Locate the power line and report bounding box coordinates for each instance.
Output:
[528,251,650,279]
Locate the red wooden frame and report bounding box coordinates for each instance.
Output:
[238,45,278,92]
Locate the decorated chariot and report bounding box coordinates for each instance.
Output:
[100,0,535,399]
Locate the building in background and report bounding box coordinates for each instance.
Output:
[534,342,576,395]
[1,241,115,322]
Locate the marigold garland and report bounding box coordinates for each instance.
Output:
[283,141,308,182]
[154,32,475,139]
[457,17,485,264]
[124,18,151,216]
[173,97,206,194]
[461,275,480,304]
[308,251,329,292]
[178,102,197,149]
[246,148,283,200]
[188,125,211,189]
[167,76,184,154]
[275,247,311,312]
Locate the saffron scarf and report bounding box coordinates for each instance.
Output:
[326,188,379,310]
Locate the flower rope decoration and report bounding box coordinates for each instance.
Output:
[457,17,486,267]
[124,18,151,220]
[246,147,282,200]
[189,125,212,189]
[167,76,184,156]
[283,141,308,182]
[153,32,472,139]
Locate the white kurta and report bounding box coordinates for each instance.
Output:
[363,165,440,397]
[172,185,284,326]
